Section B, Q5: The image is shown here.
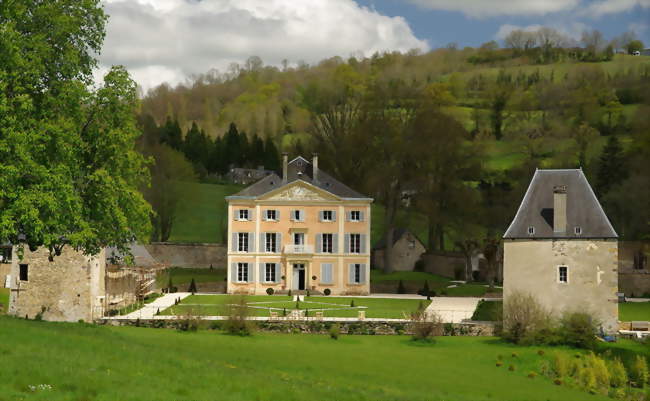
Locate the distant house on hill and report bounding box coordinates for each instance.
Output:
[503,169,618,333]
[372,229,426,272]
[227,166,274,185]
[225,154,372,295]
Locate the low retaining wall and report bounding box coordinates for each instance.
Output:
[145,243,227,268]
[101,317,494,336]
[619,272,650,297]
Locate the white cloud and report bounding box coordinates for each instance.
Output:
[99,0,428,91]
[582,0,650,18]
[406,0,580,18]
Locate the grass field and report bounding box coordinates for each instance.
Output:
[619,302,650,322]
[2,316,648,401]
[162,295,430,319]
[168,181,243,243]
[157,267,227,288]
[0,288,8,314]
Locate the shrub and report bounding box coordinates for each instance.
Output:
[34,306,46,321]
[558,312,598,350]
[552,353,569,378]
[397,280,406,294]
[496,361,503,367]
[329,324,340,340]
[528,372,537,379]
[177,309,202,332]
[350,300,355,307]
[511,352,518,358]
[223,295,254,336]
[410,309,443,342]
[414,259,425,272]
[288,289,292,297]
[418,281,430,296]
[188,278,197,294]
[324,288,331,296]
[609,357,628,388]
[585,352,610,389]
[578,365,597,393]
[508,365,515,371]
[266,287,274,295]
[501,291,552,344]
[306,290,310,297]
[538,350,545,356]
[631,355,649,388]
[282,308,287,317]
[554,379,563,386]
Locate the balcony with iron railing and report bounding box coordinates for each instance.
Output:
[283,244,314,254]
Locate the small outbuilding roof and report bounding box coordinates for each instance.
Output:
[504,169,617,239]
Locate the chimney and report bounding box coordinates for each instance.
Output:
[282,153,288,183]
[553,185,567,233]
[312,153,319,184]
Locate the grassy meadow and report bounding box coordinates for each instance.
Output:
[157,267,227,288]
[619,302,650,322]
[3,315,647,401]
[162,294,430,319]
[0,288,8,314]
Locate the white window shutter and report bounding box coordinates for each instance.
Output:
[359,211,365,221]
[360,234,367,253]
[231,263,237,282]
[360,264,367,284]
[249,232,255,253]
[260,233,265,252]
[316,234,322,254]
[277,232,282,252]
[276,210,280,221]
[348,264,354,284]
[332,210,337,222]
[299,210,305,222]
[344,234,350,253]
[259,263,265,282]
[333,234,338,253]
[346,211,350,222]
[319,211,324,222]
[232,233,237,252]
[250,209,255,221]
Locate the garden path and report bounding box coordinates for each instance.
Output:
[425,297,481,323]
[122,292,192,319]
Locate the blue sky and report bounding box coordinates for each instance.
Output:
[356,0,650,48]
[99,0,650,90]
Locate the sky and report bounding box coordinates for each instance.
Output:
[98,0,650,91]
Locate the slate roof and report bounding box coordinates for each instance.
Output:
[503,169,617,239]
[227,156,370,200]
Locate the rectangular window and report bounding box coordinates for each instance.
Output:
[353,264,361,284]
[558,266,568,283]
[0,247,11,264]
[19,264,28,281]
[238,209,249,221]
[528,226,535,235]
[350,210,361,222]
[237,263,249,282]
[634,251,647,270]
[322,210,333,221]
[292,210,303,221]
[574,226,582,235]
[265,263,276,282]
[265,210,277,221]
[238,233,249,252]
[350,234,361,253]
[321,233,333,253]
[265,233,277,253]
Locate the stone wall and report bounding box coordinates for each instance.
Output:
[145,243,227,268]
[0,263,10,286]
[421,252,466,280]
[102,318,495,336]
[618,241,650,297]
[9,246,105,322]
[372,233,426,272]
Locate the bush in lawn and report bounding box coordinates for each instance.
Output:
[266,288,274,295]
[609,357,628,388]
[295,300,300,309]
[306,289,310,297]
[177,309,202,332]
[397,280,406,294]
[552,353,569,378]
[223,295,255,336]
[324,288,331,296]
[329,323,340,340]
[502,291,552,345]
[350,300,355,307]
[418,281,430,296]
[410,308,443,343]
[558,311,598,350]
[188,278,197,294]
[631,355,649,388]
[585,352,610,389]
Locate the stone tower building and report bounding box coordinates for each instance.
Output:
[503,169,619,333]
[8,246,106,322]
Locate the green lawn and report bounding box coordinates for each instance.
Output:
[0,288,8,314]
[444,284,502,297]
[1,315,638,401]
[157,267,226,288]
[169,181,243,243]
[619,302,650,322]
[371,270,451,284]
[162,295,430,319]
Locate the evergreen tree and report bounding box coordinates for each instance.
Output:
[263,136,281,173]
[249,133,265,167]
[239,131,250,167]
[211,136,227,174]
[596,136,627,197]
[183,122,203,165]
[160,117,183,150]
[188,278,197,295]
[223,122,241,169]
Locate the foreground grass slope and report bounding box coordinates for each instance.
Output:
[0,317,623,401]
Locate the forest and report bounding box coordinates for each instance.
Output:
[136,27,650,254]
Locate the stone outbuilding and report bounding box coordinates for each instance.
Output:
[372,229,426,272]
[8,246,106,322]
[503,169,619,333]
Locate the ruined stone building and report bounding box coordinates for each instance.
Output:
[503,169,619,332]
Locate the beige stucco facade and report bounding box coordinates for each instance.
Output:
[8,246,106,322]
[227,181,372,295]
[503,239,618,333]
